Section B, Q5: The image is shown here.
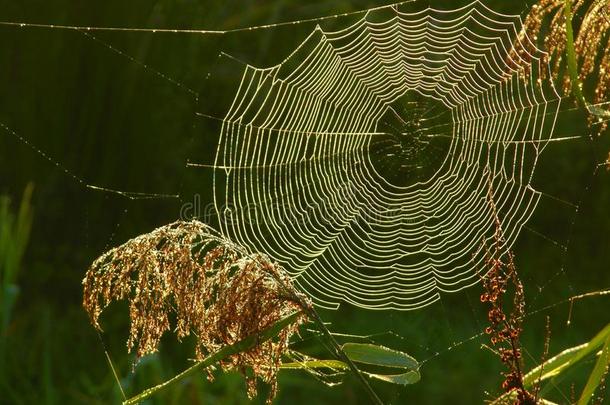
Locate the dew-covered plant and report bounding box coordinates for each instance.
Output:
[481,246,536,404]
[519,0,610,130]
[82,220,308,403]
[0,184,34,389]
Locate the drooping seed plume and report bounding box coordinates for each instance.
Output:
[517,0,610,132]
[82,220,308,403]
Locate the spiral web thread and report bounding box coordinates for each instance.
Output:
[213,0,562,311]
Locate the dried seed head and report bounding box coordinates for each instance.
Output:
[481,180,532,403]
[82,220,308,403]
[518,0,610,134]
[507,0,566,80]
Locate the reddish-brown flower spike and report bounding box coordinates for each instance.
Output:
[480,188,532,402]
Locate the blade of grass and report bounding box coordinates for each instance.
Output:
[0,184,34,385]
[564,0,610,120]
[281,359,349,370]
[523,323,610,387]
[564,0,586,107]
[492,324,610,404]
[577,333,610,405]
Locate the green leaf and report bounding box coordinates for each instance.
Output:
[282,343,420,386]
[523,323,610,388]
[578,333,610,405]
[364,370,421,385]
[281,358,421,386]
[523,343,587,387]
[342,343,419,371]
[492,324,610,405]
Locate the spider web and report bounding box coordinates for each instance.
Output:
[212,0,562,310]
[1,0,609,403]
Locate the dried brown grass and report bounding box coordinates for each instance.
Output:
[519,0,610,110]
[82,220,308,402]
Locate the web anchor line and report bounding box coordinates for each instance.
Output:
[0,1,418,35]
[1,121,179,201]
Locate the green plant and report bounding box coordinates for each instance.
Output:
[0,183,34,385]
[491,320,610,404]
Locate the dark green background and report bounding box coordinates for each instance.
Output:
[1,0,609,403]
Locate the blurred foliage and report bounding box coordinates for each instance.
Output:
[0,183,33,393]
[0,0,609,404]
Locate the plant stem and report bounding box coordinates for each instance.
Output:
[122,311,302,405]
[267,263,383,404]
[303,305,384,405]
[280,283,383,405]
[564,0,587,107]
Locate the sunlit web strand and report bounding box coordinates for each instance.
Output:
[0,1,420,35]
[0,122,178,200]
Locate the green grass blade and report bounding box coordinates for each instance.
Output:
[564,0,586,107]
[577,333,610,405]
[523,323,610,388]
